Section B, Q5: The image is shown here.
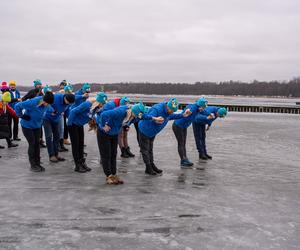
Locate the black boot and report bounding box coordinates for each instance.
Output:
[30,165,42,172]
[126,147,135,157]
[30,160,42,172]
[81,158,91,171]
[121,147,130,158]
[59,139,68,152]
[145,164,157,175]
[74,162,87,173]
[8,140,18,148]
[199,154,208,160]
[205,154,212,160]
[36,157,45,171]
[151,163,163,174]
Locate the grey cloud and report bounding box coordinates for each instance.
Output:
[0,0,299,85]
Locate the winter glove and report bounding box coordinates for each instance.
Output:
[21,114,31,121]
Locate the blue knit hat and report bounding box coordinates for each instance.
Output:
[33,79,42,87]
[96,92,108,104]
[120,96,130,106]
[196,97,208,108]
[64,84,73,93]
[217,107,228,117]
[43,85,52,94]
[167,98,179,112]
[131,102,146,118]
[81,83,91,92]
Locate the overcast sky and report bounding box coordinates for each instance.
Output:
[0,0,299,86]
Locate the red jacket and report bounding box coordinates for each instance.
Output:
[0,102,17,139]
[0,102,17,118]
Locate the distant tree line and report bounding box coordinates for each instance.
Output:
[19,77,300,97]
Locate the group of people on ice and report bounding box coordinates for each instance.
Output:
[0,79,227,184]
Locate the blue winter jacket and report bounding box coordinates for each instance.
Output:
[138,102,183,138]
[65,95,86,117]
[102,100,117,112]
[194,106,220,126]
[67,101,92,126]
[125,113,153,127]
[174,103,200,129]
[15,96,51,129]
[9,89,21,109]
[97,105,129,136]
[43,93,70,123]
[74,89,88,107]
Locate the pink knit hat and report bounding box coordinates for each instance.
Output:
[1,82,9,91]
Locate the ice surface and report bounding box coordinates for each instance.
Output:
[0,112,299,249]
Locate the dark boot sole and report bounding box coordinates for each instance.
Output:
[74,169,87,173]
[145,171,157,176]
[30,168,43,172]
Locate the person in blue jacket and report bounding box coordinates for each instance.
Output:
[97,102,162,184]
[8,80,22,141]
[102,96,136,157]
[15,92,54,172]
[193,106,228,160]
[68,92,108,173]
[117,97,136,158]
[172,97,208,168]
[74,83,91,108]
[43,93,75,163]
[101,96,127,111]
[138,98,192,175]
[61,84,73,147]
[56,82,70,152]
[22,79,47,148]
[70,83,91,151]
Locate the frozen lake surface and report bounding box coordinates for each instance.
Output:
[20,92,300,107]
[0,112,299,249]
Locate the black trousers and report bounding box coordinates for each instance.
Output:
[22,126,41,166]
[68,124,84,163]
[8,115,19,139]
[0,138,11,146]
[40,127,43,141]
[139,132,155,166]
[133,121,140,147]
[63,114,69,139]
[172,123,187,160]
[192,122,207,155]
[97,130,118,177]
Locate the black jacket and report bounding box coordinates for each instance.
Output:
[22,88,43,101]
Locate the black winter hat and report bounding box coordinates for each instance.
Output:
[43,92,54,104]
[59,80,67,87]
[64,93,75,103]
